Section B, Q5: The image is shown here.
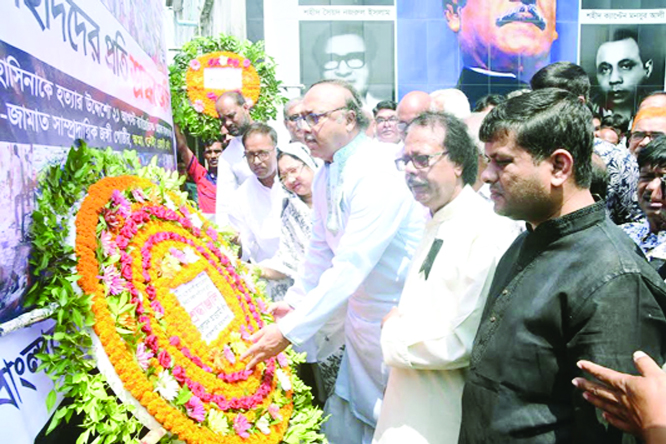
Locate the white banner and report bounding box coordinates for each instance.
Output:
[0,320,58,444]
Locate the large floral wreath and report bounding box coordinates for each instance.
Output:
[170,34,285,141]
[27,145,324,444]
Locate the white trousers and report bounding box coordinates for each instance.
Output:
[322,394,375,444]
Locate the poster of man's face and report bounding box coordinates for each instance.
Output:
[445,0,559,77]
[580,24,666,120]
[300,21,395,109]
[399,0,576,107]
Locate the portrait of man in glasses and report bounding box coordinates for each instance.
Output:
[301,21,395,109]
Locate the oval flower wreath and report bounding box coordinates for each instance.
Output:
[185,51,261,118]
[28,145,324,444]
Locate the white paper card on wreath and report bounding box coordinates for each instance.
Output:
[172,272,234,343]
[203,68,243,91]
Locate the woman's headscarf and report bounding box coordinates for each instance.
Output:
[278,142,320,172]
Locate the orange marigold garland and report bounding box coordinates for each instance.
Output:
[185,51,261,118]
[75,176,295,443]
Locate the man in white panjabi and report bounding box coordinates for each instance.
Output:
[227,122,284,264]
[373,112,517,444]
[241,79,424,444]
[215,91,254,226]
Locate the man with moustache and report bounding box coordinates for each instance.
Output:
[372,112,517,444]
[215,91,254,226]
[458,88,666,443]
[627,106,666,157]
[444,0,558,107]
[228,122,284,265]
[241,79,424,443]
[622,136,666,274]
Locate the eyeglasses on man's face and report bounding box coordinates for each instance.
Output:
[323,53,366,71]
[394,151,449,171]
[376,117,399,125]
[297,106,348,128]
[629,131,666,142]
[244,148,275,162]
[285,114,303,123]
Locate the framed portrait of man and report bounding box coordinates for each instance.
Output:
[396,0,578,107]
[300,20,396,109]
[580,24,666,120]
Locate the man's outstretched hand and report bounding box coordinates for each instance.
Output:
[240,324,291,370]
[573,351,666,441]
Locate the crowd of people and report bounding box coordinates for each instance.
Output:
[175,61,666,444]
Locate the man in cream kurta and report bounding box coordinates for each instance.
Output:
[242,80,424,444]
[373,112,517,444]
[227,123,284,264]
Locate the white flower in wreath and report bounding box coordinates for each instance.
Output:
[188,212,204,229]
[275,368,291,392]
[154,370,179,401]
[218,56,229,66]
[207,409,230,435]
[181,246,199,264]
[256,415,271,435]
[164,195,178,212]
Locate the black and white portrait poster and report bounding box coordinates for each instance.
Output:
[579,1,666,120]
[300,20,395,109]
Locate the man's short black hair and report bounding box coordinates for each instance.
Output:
[473,94,505,112]
[373,100,397,117]
[407,111,478,186]
[242,122,278,147]
[612,28,640,46]
[480,88,594,188]
[601,113,629,135]
[530,62,591,102]
[310,79,370,129]
[637,135,666,170]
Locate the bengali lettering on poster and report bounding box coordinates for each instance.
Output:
[171,272,235,344]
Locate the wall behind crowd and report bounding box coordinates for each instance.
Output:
[265,0,666,110]
[0,1,174,440]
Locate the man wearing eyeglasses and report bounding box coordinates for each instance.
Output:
[628,106,666,157]
[373,100,401,145]
[373,112,517,444]
[458,88,666,444]
[622,136,666,277]
[396,91,433,141]
[227,123,284,268]
[241,79,424,444]
[283,97,305,144]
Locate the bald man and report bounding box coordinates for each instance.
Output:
[397,91,432,140]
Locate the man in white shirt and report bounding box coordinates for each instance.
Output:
[228,122,283,264]
[241,79,424,443]
[373,112,517,444]
[215,91,254,226]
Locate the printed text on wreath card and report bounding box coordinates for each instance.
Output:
[172,272,234,343]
